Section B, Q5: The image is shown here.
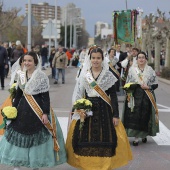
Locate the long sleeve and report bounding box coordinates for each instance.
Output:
[107,85,119,118]
[40,91,50,115]
[121,58,128,68]
[13,87,23,108]
[52,54,56,67]
[150,84,158,91]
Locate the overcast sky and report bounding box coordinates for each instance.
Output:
[2,0,170,37]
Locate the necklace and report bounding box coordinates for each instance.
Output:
[90,68,102,80]
[138,66,144,73]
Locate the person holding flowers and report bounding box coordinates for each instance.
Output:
[122,51,159,146]
[66,46,132,170]
[0,52,67,170]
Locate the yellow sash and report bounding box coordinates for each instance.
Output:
[144,89,159,124]
[109,62,120,77]
[23,92,60,154]
[85,71,113,110]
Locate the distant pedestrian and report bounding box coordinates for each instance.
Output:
[0,42,8,90]
[11,42,24,67]
[52,46,68,84]
[49,48,56,78]
[40,44,48,70]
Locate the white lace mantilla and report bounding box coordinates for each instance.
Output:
[18,69,50,95]
[72,69,117,104]
[127,65,158,85]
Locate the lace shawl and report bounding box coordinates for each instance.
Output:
[72,69,117,104]
[18,69,50,95]
[127,64,158,86]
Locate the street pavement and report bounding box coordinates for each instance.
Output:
[0,66,170,170]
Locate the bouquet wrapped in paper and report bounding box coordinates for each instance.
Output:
[0,106,17,129]
[73,98,93,130]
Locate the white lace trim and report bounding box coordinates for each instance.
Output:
[127,64,158,85]
[18,69,50,95]
[72,69,117,103]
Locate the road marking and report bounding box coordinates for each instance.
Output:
[157,104,170,110]
[1,108,170,146]
[152,121,170,145]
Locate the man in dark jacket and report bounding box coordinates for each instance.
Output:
[0,42,8,90]
[41,44,48,70]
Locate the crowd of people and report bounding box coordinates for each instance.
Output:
[0,41,160,170]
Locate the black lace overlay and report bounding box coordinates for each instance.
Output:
[124,86,152,131]
[72,97,117,157]
[5,87,51,147]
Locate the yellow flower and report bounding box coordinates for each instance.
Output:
[85,100,92,106]
[124,82,135,88]
[11,83,17,89]
[2,106,17,119]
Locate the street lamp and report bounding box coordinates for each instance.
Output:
[70,16,81,48]
[125,0,128,10]
[28,0,31,51]
[64,6,81,48]
[73,19,82,48]
[54,0,58,48]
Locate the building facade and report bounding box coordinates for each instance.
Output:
[94,21,111,37]
[25,2,61,21]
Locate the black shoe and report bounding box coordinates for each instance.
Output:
[142,138,147,143]
[62,82,65,84]
[54,81,58,84]
[133,141,139,146]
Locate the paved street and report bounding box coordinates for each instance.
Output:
[0,66,170,170]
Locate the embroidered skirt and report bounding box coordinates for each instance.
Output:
[66,120,132,170]
[0,115,67,168]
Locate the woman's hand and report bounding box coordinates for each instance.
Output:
[42,114,49,124]
[141,84,149,90]
[113,117,119,126]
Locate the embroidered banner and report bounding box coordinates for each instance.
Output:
[113,10,138,45]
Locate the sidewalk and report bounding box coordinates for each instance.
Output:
[158,76,170,85]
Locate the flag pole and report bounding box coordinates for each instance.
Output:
[125,0,128,10]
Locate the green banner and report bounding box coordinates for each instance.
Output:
[117,10,133,44]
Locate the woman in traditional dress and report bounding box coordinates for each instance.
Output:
[122,52,159,146]
[107,48,120,86]
[0,52,67,170]
[66,47,132,170]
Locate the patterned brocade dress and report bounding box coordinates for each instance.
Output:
[66,70,132,170]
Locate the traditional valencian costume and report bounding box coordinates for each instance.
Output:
[122,64,159,141]
[0,56,67,169]
[66,52,132,170]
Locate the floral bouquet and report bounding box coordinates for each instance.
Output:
[0,106,17,129]
[73,98,93,130]
[8,83,17,100]
[123,83,138,112]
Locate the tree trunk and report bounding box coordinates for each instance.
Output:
[147,47,152,63]
[165,37,170,67]
[141,34,146,53]
[154,39,161,74]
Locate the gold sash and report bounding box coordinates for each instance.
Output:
[109,62,120,77]
[23,92,60,155]
[85,71,113,110]
[144,89,159,124]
